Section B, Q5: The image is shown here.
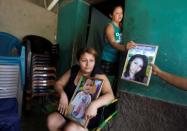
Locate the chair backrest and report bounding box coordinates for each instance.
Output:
[23,35,53,54]
[0,65,20,98]
[0,32,21,56]
[23,35,57,96]
[0,32,25,87]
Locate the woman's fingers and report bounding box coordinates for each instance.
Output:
[126,41,136,50]
[58,104,67,114]
[85,114,93,121]
[129,41,136,47]
[58,104,63,114]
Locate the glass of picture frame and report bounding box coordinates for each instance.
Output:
[65,76,103,128]
[121,43,159,86]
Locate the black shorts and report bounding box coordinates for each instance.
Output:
[58,110,101,130]
[100,60,118,76]
[58,107,112,130]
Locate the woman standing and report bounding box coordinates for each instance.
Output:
[101,4,136,76]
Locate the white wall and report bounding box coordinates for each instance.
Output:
[0,0,57,43]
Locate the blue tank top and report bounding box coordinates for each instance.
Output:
[101,22,122,63]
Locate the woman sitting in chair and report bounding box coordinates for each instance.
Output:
[47,48,114,131]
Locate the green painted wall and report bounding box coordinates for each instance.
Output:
[57,0,89,75]
[120,0,187,105]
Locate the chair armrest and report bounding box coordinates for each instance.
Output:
[96,111,118,131]
[105,98,118,106]
[94,98,118,126]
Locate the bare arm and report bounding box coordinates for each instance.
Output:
[152,64,187,90]
[55,69,71,114]
[55,69,71,94]
[92,74,114,108]
[105,24,136,51]
[85,74,114,119]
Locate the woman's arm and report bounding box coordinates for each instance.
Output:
[105,24,136,51]
[152,64,187,90]
[91,74,114,108]
[84,74,114,119]
[55,69,71,94]
[55,69,71,114]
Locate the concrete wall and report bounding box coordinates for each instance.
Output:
[24,0,51,7]
[0,0,57,43]
[24,0,58,13]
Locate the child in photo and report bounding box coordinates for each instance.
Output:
[70,78,96,120]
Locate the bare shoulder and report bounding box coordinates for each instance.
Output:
[95,74,108,81]
[94,74,111,87]
[57,69,71,82]
[106,23,114,31]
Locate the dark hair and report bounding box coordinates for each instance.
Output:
[109,4,123,16]
[76,48,98,61]
[109,4,124,30]
[124,54,148,82]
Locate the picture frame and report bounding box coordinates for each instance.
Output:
[121,43,159,86]
[65,76,103,128]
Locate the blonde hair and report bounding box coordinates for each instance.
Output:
[89,82,96,94]
[76,48,98,61]
[83,79,97,94]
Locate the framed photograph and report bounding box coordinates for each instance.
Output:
[121,44,158,86]
[65,76,103,128]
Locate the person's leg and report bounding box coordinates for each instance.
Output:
[64,121,88,131]
[47,112,66,131]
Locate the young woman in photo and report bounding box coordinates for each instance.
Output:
[123,54,148,83]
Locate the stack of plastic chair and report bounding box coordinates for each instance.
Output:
[23,35,57,110]
[0,32,25,131]
[31,54,56,96]
[0,65,20,98]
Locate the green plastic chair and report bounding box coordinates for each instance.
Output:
[92,98,118,131]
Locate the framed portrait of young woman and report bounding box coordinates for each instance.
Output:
[121,44,158,86]
[65,76,103,128]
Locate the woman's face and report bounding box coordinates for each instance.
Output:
[111,6,123,23]
[129,57,144,75]
[79,52,95,74]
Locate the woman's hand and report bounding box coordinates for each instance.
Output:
[58,91,69,115]
[84,102,98,121]
[125,41,136,50]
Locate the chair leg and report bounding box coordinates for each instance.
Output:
[107,123,110,131]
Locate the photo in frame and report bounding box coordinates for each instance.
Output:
[65,76,103,128]
[121,44,158,86]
